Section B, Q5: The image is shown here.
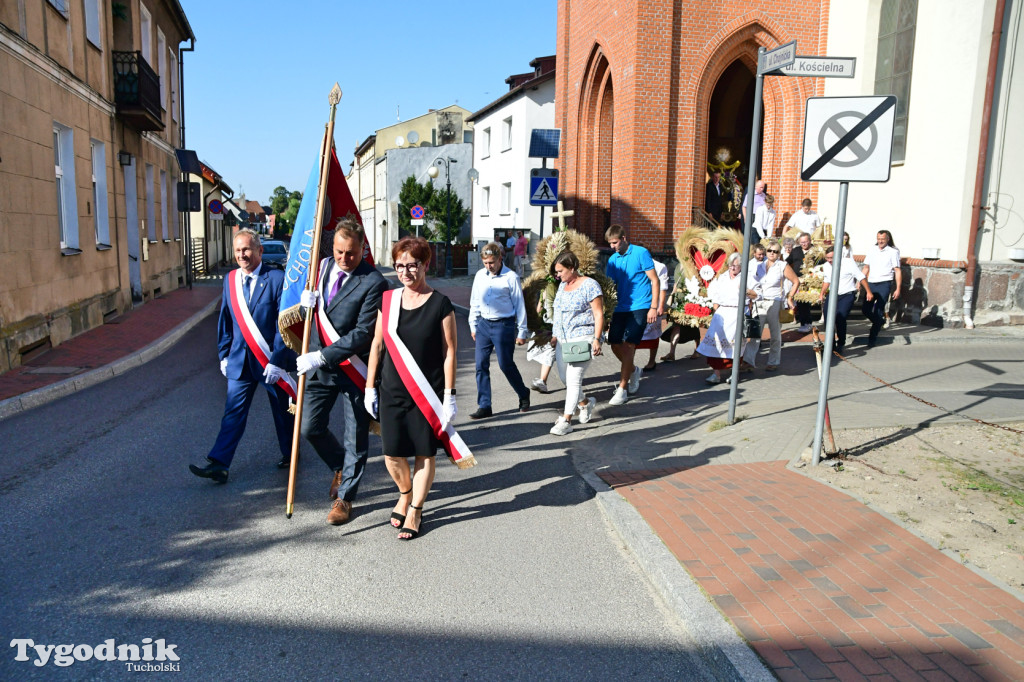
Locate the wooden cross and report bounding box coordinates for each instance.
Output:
[550,200,575,232]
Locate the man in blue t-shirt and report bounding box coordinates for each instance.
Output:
[604,224,659,405]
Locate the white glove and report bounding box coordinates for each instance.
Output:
[296,351,327,376]
[440,390,457,431]
[263,363,285,385]
[363,387,379,419]
[220,358,228,377]
[300,289,319,309]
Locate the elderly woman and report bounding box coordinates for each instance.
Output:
[364,237,457,540]
[548,250,605,436]
[696,252,759,384]
[752,240,801,370]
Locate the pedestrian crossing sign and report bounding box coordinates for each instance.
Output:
[529,176,558,206]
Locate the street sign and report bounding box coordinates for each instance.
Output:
[780,56,856,79]
[801,96,896,182]
[758,41,796,75]
[410,204,425,220]
[411,219,424,226]
[211,212,223,221]
[177,181,200,212]
[529,168,558,207]
[209,199,223,214]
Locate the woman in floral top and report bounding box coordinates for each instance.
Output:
[548,250,605,436]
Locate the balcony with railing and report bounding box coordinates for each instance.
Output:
[113,51,164,131]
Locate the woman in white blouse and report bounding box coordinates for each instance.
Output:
[695,253,759,384]
[752,241,801,370]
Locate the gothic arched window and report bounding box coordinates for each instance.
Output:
[874,0,918,163]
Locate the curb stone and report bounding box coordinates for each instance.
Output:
[0,297,219,421]
[581,471,776,682]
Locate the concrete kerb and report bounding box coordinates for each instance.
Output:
[581,471,776,682]
[0,297,220,421]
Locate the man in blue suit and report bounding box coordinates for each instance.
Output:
[295,219,388,525]
[189,229,297,484]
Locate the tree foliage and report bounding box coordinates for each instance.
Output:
[268,185,302,237]
[427,187,470,244]
[397,174,469,243]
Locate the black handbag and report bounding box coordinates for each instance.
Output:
[743,311,761,340]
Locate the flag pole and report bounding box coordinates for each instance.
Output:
[286,83,342,518]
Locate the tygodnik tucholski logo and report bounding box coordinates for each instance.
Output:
[10,638,180,670]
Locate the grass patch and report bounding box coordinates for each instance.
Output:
[707,415,746,432]
[939,458,1024,508]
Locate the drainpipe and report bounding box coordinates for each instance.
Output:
[964,0,1006,329]
[178,37,195,287]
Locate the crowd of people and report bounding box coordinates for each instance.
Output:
[189,216,902,541]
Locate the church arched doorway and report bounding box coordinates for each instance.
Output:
[706,59,758,185]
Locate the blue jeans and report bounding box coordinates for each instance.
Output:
[301,376,369,502]
[475,317,528,409]
[862,281,892,343]
[835,291,855,349]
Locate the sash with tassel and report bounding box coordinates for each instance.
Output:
[381,289,476,469]
[228,270,298,401]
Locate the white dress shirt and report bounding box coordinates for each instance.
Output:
[242,263,262,302]
[785,210,821,235]
[863,245,901,283]
[324,262,350,302]
[753,205,777,239]
[469,266,528,337]
[824,257,865,296]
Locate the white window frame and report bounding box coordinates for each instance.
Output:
[157,28,167,113]
[500,182,512,215]
[501,117,512,151]
[145,163,156,242]
[171,173,180,239]
[54,123,79,252]
[160,168,169,240]
[84,0,102,48]
[139,3,152,66]
[481,127,491,159]
[90,140,111,248]
[480,186,490,216]
[169,50,179,123]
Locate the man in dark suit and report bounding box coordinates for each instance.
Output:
[295,219,388,525]
[189,229,296,484]
[705,170,724,224]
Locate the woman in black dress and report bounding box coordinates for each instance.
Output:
[364,238,458,540]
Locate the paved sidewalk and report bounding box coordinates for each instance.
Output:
[602,462,1024,681]
[0,284,221,417]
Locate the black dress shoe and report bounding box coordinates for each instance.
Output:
[519,395,530,412]
[469,407,493,420]
[276,456,289,469]
[189,461,228,484]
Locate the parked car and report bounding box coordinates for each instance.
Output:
[260,240,289,270]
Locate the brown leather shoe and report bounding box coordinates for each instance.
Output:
[327,499,352,525]
[329,470,343,500]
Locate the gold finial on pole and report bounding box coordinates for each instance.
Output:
[329,83,342,106]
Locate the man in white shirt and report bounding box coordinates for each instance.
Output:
[821,246,870,352]
[861,230,902,347]
[785,198,821,236]
[505,232,517,269]
[468,242,530,419]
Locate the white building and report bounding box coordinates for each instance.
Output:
[817,0,1024,325]
[468,56,557,248]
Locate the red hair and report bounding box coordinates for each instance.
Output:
[392,237,431,266]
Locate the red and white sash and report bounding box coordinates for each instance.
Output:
[313,258,369,390]
[381,289,476,469]
[228,270,298,400]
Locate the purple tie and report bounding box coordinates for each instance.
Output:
[327,271,346,305]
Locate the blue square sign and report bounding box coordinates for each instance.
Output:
[529,175,558,207]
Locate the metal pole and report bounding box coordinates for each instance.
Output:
[538,158,547,239]
[812,181,849,465]
[445,167,453,278]
[727,47,765,424]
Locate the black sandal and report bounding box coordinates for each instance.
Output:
[390,488,413,528]
[398,505,423,541]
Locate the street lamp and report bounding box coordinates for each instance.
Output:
[427,157,456,278]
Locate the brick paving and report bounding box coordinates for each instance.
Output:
[601,461,1024,681]
[0,286,220,401]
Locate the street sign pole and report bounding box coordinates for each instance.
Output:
[538,158,547,239]
[812,182,849,465]
[727,46,767,424]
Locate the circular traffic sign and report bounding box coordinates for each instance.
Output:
[817,110,878,168]
[410,204,425,219]
[209,199,223,214]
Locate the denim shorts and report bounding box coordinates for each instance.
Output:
[608,310,648,344]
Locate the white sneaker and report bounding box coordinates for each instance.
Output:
[627,366,642,394]
[883,318,891,329]
[578,397,597,424]
[609,387,629,405]
[797,324,812,333]
[705,373,722,384]
[532,378,548,393]
[549,416,573,436]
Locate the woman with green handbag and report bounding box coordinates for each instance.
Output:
[548,251,605,436]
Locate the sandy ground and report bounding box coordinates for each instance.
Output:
[799,421,1024,593]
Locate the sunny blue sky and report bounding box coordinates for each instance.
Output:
[178,0,557,206]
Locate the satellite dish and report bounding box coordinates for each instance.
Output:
[395,136,405,147]
[467,168,480,182]
[407,131,420,144]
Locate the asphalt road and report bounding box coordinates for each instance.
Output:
[0,311,717,680]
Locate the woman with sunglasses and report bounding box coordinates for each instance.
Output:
[753,240,801,370]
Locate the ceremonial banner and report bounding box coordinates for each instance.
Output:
[278,146,372,350]
[381,289,476,469]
